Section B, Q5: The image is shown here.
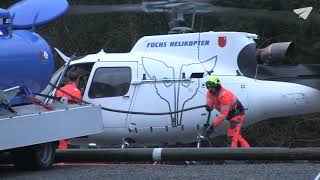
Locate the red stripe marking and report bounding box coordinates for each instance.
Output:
[22,95,54,110]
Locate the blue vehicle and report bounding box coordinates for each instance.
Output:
[0,0,68,110]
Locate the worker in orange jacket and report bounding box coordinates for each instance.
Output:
[56,71,82,149]
[56,71,82,104]
[205,76,250,148]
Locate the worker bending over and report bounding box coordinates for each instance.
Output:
[205,76,250,148]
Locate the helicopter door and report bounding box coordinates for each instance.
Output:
[83,61,137,128]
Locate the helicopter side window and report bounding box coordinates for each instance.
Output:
[88,67,131,99]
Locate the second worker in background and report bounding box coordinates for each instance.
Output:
[55,71,82,149]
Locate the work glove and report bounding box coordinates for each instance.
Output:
[205,105,213,112]
[205,125,215,136]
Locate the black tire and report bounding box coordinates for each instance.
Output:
[13,142,56,170]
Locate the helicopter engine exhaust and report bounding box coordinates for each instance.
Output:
[257,42,294,64]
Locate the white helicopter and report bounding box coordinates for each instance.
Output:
[48,30,320,148]
[47,1,320,148]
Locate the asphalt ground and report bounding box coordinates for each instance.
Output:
[0,162,320,180]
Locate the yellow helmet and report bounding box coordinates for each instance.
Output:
[206,76,220,88]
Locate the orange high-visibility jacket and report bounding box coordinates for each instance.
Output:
[206,87,239,127]
[56,82,82,104]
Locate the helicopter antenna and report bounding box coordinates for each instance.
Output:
[31,12,39,32]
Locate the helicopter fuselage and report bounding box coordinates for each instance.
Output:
[69,31,320,147]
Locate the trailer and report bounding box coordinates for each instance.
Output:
[0,103,103,170]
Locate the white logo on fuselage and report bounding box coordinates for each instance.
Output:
[43,51,49,60]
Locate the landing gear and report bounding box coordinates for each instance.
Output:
[197,111,213,148]
[121,138,135,149]
[196,134,205,148]
[121,141,129,149]
[197,131,213,148]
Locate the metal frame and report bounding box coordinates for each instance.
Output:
[0,103,103,151]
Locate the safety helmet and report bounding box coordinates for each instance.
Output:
[206,76,220,89]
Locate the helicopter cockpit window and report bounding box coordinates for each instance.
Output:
[60,63,94,95]
[89,67,131,99]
